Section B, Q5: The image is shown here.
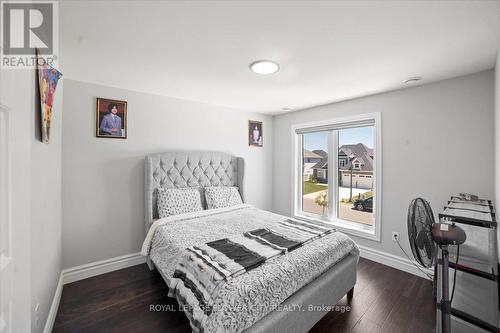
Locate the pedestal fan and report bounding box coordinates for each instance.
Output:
[407,198,466,333]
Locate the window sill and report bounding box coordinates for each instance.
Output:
[294,213,380,241]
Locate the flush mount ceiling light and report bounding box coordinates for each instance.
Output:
[281,107,292,112]
[404,76,422,84]
[249,60,280,74]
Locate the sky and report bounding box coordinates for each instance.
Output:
[303,126,374,152]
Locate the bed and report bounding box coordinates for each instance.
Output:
[142,151,359,333]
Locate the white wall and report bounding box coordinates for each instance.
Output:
[30,80,63,333]
[0,68,63,332]
[495,48,500,257]
[272,71,494,257]
[61,79,273,268]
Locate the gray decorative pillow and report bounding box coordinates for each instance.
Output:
[205,186,243,209]
[157,187,203,218]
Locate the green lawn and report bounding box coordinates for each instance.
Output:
[359,191,373,199]
[302,181,327,195]
[341,190,373,203]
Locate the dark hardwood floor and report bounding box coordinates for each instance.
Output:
[53,258,435,332]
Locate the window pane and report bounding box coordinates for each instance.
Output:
[337,126,374,225]
[301,132,329,217]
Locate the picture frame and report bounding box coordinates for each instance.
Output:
[248,120,263,147]
[95,98,128,139]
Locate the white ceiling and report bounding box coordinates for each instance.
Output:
[60,1,500,114]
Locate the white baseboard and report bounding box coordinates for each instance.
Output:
[358,244,433,279]
[43,252,146,332]
[62,252,146,284]
[43,273,63,333]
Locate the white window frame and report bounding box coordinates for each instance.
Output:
[291,112,382,241]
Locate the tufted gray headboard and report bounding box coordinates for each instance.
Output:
[144,151,245,233]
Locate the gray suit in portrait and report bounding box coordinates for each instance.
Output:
[100,113,123,136]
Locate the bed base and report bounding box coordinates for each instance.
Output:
[347,286,354,299]
[146,257,154,271]
[245,253,357,333]
[151,252,357,333]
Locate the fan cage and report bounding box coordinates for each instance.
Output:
[407,198,436,268]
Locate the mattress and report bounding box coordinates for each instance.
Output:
[143,204,358,333]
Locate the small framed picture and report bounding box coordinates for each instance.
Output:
[96,98,128,139]
[248,120,263,147]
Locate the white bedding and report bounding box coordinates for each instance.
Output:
[142,204,254,256]
[142,205,358,333]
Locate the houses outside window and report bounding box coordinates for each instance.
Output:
[294,113,381,240]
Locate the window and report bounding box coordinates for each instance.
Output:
[301,132,329,217]
[293,113,381,240]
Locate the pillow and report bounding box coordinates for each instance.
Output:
[156,187,203,218]
[204,186,243,209]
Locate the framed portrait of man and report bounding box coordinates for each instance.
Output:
[248,120,263,147]
[96,98,128,139]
